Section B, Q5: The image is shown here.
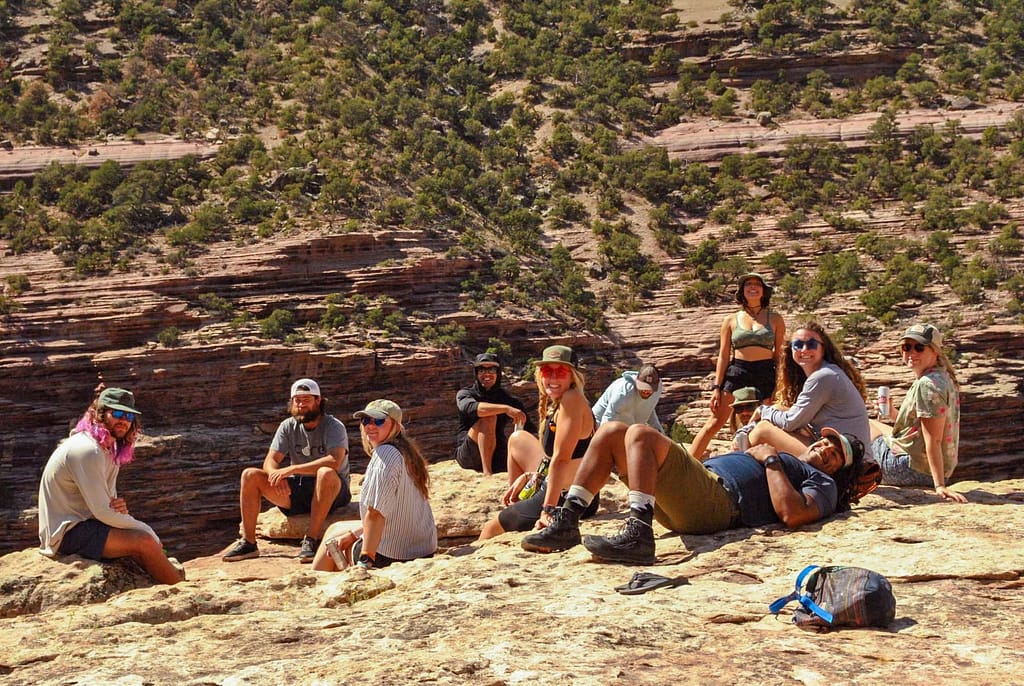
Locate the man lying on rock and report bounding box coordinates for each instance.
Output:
[520,421,863,565]
[38,386,184,584]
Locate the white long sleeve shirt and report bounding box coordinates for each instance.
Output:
[38,431,157,557]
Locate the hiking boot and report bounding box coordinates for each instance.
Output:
[222,538,259,562]
[298,535,319,563]
[583,516,656,565]
[521,506,581,553]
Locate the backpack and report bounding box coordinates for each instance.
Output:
[769,565,896,631]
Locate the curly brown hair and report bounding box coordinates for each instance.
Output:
[774,321,867,407]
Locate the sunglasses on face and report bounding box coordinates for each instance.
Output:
[790,339,821,351]
[109,409,136,422]
[539,364,571,379]
[901,342,927,353]
[361,417,387,427]
[476,367,499,375]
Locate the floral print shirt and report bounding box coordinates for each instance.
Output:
[889,367,960,478]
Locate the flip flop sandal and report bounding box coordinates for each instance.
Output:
[615,571,690,596]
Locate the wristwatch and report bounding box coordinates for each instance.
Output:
[763,455,782,469]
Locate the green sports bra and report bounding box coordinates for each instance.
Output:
[731,310,775,351]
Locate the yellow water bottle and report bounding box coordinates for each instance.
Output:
[518,456,551,500]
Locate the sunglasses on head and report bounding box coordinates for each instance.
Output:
[361,416,387,427]
[790,339,821,351]
[901,341,927,353]
[539,364,571,378]
[109,409,136,422]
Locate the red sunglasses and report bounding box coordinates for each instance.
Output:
[539,364,571,379]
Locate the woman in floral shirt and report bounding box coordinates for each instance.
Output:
[870,323,966,503]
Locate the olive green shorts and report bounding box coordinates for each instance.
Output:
[623,441,739,534]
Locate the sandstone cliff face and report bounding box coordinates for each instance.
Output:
[2,207,1023,560]
[1,462,1021,686]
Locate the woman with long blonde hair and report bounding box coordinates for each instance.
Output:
[477,345,598,540]
[869,323,965,503]
[312,399,436,570]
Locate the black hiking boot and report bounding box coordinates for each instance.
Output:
[583,511,656,565]
[521,505,582,553]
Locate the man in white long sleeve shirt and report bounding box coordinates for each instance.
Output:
[38,387,183,584]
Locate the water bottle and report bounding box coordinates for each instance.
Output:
[734,429,750,452]
[518,456,551,500]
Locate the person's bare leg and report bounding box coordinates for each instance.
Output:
[623,424,675,494]
[869,418,892,440]
[103,528,182,585]
[572,421,630,495]
[308,467,342,540]
[476,517,506,541]
[689,392,734,461]
[239,467,288,543]
[470,415,498,475]
[506,430,543,485]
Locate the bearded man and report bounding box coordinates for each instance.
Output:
[38,386,184,584]
[223,378,350,563]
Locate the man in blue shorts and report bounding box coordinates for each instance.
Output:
[521,421,863,565]
[223,378,350,563]
[38,386,184,584]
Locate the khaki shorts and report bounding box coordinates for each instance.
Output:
[624,441,738,534]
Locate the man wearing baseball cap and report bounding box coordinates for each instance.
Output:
[223,378,351,563]
[591,363,664,431]
[38,386,184,584]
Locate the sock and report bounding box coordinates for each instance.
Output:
[628,491,655,525]
[628,490,655,511]
[564,485,594,512]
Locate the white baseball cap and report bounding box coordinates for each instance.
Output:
[290,378,321,397]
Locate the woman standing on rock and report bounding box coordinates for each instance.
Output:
[747,320,871,458]
[689,273,786,460]
[312,399,436,570]
[869,323,966,503]
[477,345,598,540]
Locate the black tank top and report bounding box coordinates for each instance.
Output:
[541,410,592,459]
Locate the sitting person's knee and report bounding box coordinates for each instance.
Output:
[748,419,775,444]
[625,423,658,444]
[240,467,265,484]
[316,466,340,483]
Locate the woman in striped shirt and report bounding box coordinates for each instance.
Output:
[312,399,436,570]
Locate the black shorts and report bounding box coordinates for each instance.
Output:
[58,519,111,560]
[278,474,352,516]
[497,481,600,532]
[349,537,434,568]
[722,358,776,401]
[454,433,509,473]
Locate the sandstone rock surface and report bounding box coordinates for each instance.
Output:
[1,462,1022,685]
